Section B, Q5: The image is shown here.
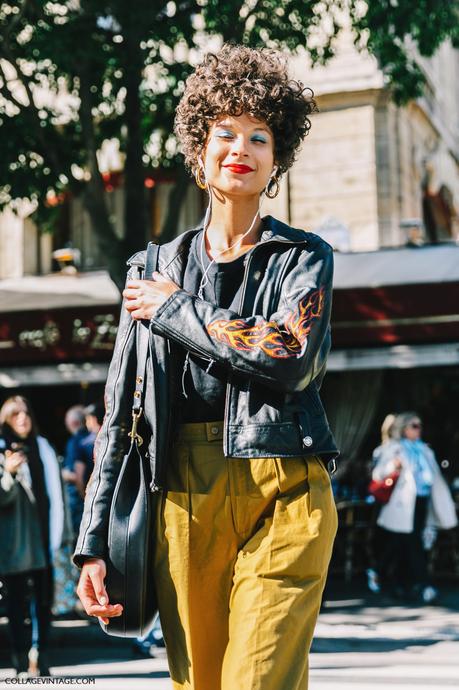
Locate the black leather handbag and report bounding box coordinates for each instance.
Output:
[101,243,159,638]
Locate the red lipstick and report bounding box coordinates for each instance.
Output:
[224,164,254,174]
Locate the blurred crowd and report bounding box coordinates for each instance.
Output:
[0,398,457,677]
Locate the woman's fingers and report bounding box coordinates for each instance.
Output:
[88,568,109,607]
[123,274,180,319]
[129,309,149,321]
[151,271,169,282]
[76,569,99,614]
[4,452,25,474]
[123,288,140,300]
[76,559,123,620]
[87,602,123,617]
[123,283,160,305]
[125,279,142,289]
[125,300,140,311]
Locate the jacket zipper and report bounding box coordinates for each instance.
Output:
[147,332,162,493]
[223,237,309,456]
[223,248,255,455]
[150,336,174,493]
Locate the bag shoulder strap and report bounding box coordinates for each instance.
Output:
[130,243,159,438]
[144,241,159,282]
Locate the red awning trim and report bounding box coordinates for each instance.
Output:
[334,314,459,329]
[331,281,459,347]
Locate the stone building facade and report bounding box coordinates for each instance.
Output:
[264,29,459,251]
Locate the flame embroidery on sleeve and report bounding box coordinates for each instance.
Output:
[206,288,324,359]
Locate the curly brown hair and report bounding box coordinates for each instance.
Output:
[174,44,317,179]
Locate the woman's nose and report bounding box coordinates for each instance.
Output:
[230,135,249,157]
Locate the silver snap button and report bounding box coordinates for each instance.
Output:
[211,426,219,435]
[253,270,261,280]
[303,436,313,447]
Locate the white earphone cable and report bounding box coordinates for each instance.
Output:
[181,160,275,399]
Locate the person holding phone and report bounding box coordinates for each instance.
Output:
[0,396,64,677]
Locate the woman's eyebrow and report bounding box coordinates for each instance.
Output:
[214,122,271,136]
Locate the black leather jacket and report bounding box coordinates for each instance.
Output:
[73,215,338,567]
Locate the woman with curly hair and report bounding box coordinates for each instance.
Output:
[74,44,339,689]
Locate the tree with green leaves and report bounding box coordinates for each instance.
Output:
[0,0,457,288]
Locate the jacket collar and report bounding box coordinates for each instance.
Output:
[259,215,310,243]
[127,215,310,277]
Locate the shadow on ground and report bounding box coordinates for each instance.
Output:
[1,576,457,672]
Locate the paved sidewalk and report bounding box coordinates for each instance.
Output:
[310,587,459,689]
[1,583,458,689]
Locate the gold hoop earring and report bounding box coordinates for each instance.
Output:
[265,175,280,199]
[195,166,207,190]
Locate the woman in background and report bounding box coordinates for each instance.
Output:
[0,396,64,677]
[367,413,399,593]
[372,411,457,603]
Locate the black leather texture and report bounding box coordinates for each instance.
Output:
[101,243,159,638]
[102,438,157,637]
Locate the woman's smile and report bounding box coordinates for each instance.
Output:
[223,163,254,174]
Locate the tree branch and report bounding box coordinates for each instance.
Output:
[159,165,191,245]
[0,38,67,177]
[78,61,126,288]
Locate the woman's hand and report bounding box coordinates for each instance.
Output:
[123,271,181,321]
[61,468,77,484]
[393,456,403,471]
[76,558,123,625]
[4,450,25,475]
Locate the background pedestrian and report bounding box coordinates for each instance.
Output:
[372,411,457,603]
[0,396,64,677]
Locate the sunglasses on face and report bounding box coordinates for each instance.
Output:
[408,422,422,429]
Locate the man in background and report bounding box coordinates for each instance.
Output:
[61,406,88,544]
[74,403,104,499]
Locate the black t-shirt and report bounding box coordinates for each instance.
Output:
[174,230,246,423]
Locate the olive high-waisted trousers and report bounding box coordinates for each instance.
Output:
[153,420,338,690]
